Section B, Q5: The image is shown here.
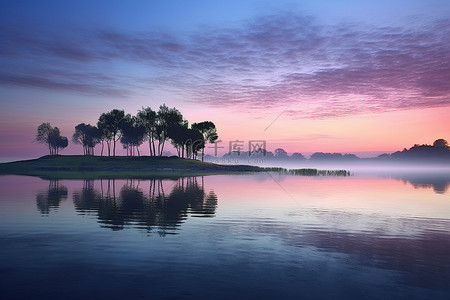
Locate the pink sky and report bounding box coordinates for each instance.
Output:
[1,104,448,161]
[1,1,449,161]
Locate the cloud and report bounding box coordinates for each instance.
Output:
[1,13,449,118]
[0,71,129,97]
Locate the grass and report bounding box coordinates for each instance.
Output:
[0,155,351,179]
[0,155,261,179]
[263,167,351,176]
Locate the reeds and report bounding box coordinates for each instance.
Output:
[264,167,350,176]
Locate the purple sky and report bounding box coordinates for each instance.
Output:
[1,0,449,160]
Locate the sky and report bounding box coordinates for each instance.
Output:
[1,0,449,161]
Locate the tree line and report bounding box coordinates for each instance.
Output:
[36,104,218,161]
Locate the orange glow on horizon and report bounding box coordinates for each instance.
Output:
[191,106,450,155]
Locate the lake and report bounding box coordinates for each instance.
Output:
[0,172,449,299]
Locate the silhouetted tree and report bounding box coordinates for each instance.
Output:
[72,123,100,155]
[274,148,288,158]
[433,139,449,148]
[168,121,190,158]
[310,152,343,160]
[97,116,112,156]
[36,123,53,154]
[120,115,146,156]
[49,131,68,155]
[168,123,204,159]
[36,123,68,155]
[137,107,157,156]
[390,140,450,161]
[156,104,183,156]
[185,128,204,159]
[290,152,306,160]
[192,121,218,161]
[343,153,360,160]
[97,109,125,156]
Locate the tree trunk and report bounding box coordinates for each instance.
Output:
[160,139,165,156]
[149,140,152,156]
[152,137,156,157]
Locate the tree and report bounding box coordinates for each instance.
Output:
[155,104,183,156]
[72,123,100,155]
[274,148,288,158]
[310,152,343,160]
[97,116,113,156]
[120,115,146,156]
[36,123,68,155]
[168,121,190,158]
[137,107,157,156]
[290,152,306,160]
[433,139,449,148]
[97,109,125,156]
[192,121,218,161]
[36,123,54,154]
[48,128,68,155]
[185,128,204,160]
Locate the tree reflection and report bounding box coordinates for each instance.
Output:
[36,180,68,215]
[72,177,218,235]
[408,179,449,194]
[391,173,450,194]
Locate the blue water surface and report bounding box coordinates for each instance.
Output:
[0,174,449,299]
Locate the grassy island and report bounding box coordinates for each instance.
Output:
[0,155,263,179]
[0,155,351,179]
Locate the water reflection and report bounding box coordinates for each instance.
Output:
[354,171,450,194]
[72,177,217,235]
[4,173,448,298]
[396,174,450,194]
[35,179,68,214]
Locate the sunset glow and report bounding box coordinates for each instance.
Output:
[1,0,449,160]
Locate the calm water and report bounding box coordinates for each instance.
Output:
[0,173,449,299]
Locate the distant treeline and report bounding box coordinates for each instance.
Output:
[212,139,450,162]
[36,105,218,161]
[35,117,449,163]
[378,139,450,161]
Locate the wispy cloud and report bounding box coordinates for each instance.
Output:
[0,72,129,97]
[1,13,449,117]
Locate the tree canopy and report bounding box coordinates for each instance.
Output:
[72,123,100,155]
[433,139,449,148]
[36,123,68,155]
[192,121,218,161]
[36,105,220,159]
[120,115,146,156]
[97,109,126,156]
[136,107,157,156]
[155,104,184,156]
